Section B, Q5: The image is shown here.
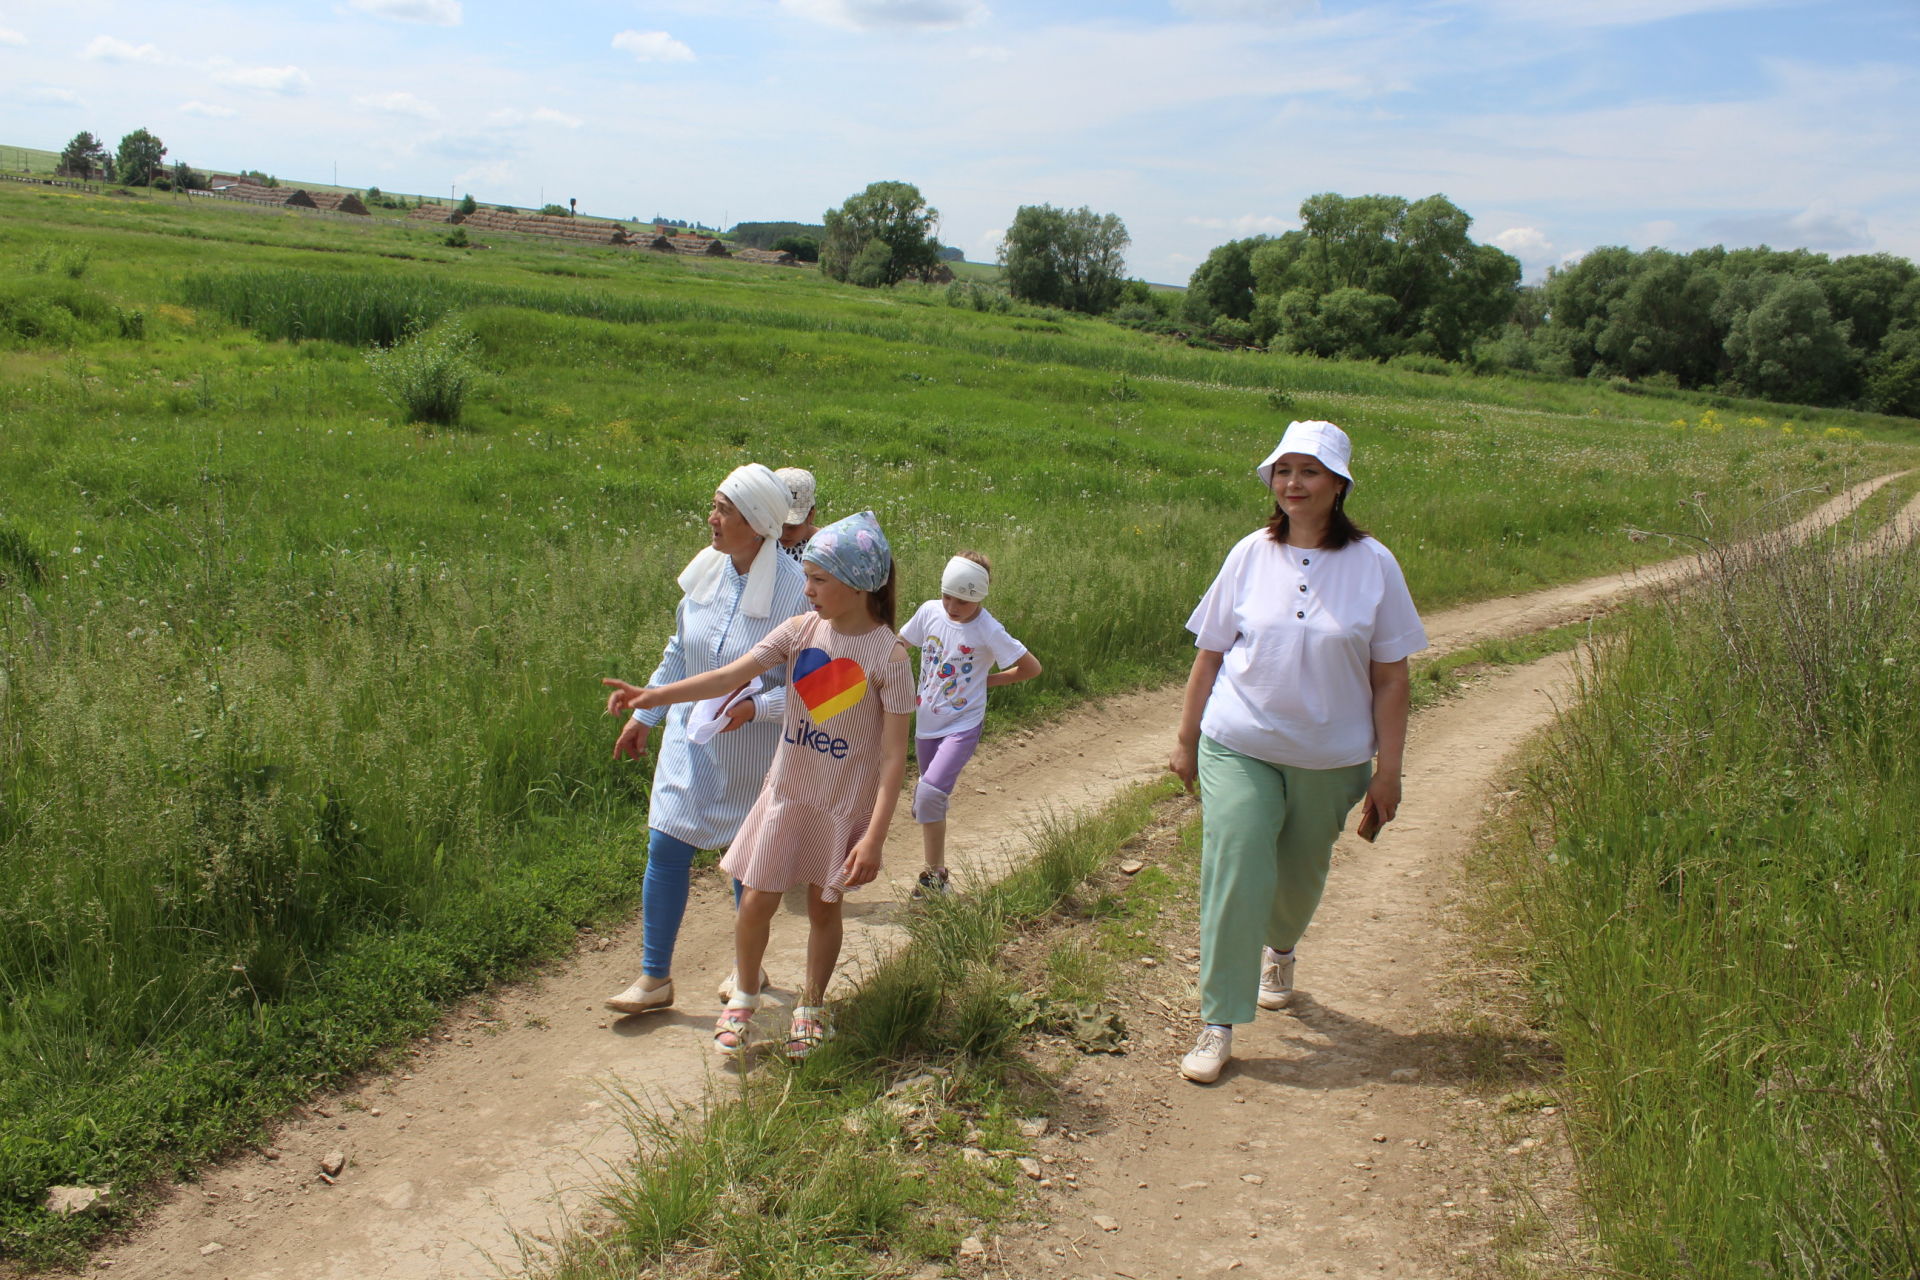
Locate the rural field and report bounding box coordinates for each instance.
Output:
[2,179,1917,1274]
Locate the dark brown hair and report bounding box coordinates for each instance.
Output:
[1266,482,1369,549]
[865,562,898,629]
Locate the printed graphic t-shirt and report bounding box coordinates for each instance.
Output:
[899,601,1028,740]
[719,611,915,900]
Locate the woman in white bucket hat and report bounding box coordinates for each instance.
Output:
[1168,421,1428,1083]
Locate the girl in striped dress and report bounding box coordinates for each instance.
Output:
[608,512,914,1058]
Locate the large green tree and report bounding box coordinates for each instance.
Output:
[1200,193,1519,361]
[114,129,167,187]
[57,131,110,180]
[999,204,1130,314]
[820,181,942,287]
[1180,236,1269,326]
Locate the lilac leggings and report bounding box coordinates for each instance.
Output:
[913,727,982,823]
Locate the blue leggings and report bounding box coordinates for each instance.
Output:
[640,828,742,979]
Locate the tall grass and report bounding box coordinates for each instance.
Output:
[1510,524,1920,1277]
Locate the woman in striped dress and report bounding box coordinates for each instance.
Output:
[601,464,811,1016]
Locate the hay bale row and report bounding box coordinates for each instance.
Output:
[311,191,370,216]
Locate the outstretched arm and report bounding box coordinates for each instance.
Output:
[602,651,776,715]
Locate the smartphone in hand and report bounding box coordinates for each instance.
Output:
[1355,800,1383,843]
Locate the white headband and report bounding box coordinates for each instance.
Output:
[941,556,990,603]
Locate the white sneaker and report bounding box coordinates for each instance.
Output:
[604,977,674,1014]
[1180,1024,1233,1083]
[1257,947,1295,1010]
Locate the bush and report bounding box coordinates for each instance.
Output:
[365,319,479,426]
[456,193,476,217]
[539,204,569,217]
[445,228,469,249]
[770,234,819,263]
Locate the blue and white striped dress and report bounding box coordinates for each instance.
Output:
[637,552,812,850]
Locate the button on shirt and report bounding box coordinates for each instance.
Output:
[636,552,811,850]
[1186,531,1427,770]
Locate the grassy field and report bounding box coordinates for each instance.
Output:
[1471,499,1920,1279]
[1,178,1915,1264]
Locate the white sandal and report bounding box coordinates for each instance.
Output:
[713,992,758,1057]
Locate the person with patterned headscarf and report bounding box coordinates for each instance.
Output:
[601,463,810,1018]
[608,511,915,1060]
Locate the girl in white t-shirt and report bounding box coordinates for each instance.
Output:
[899,551,1044,895]
[1167,421,1427,1084]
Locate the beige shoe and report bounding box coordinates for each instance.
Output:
[604,977,674,1014]
[1257,948,1295,1010]
[716,968,771,1001]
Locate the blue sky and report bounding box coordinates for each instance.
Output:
[3,0,1916,283]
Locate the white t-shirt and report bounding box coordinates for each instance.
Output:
[899,601,1028,740]
[1186,531,1427,770]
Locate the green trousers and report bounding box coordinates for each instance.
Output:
[1197,735,1371,1025]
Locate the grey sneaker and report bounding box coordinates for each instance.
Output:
[1180,1024,1233,1083]
[1258,947,1295,1010]
[913,867,952,898]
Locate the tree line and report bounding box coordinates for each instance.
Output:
[1486,246,1920,416]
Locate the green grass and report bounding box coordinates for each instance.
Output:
[534,787,1166,1280]
[0,177,1916,1263]
[1486,531,1920,1278]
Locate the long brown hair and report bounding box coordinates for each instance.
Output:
[865,562,898,629]
[1266,483,1369,549]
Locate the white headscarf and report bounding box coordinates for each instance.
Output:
[676,463,792,619]
[941,556,991,603]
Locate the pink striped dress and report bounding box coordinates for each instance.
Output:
[719,612,916,900]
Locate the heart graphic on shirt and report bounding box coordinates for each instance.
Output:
[792,648,867,724]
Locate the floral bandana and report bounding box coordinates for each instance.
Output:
[802,510,892,592]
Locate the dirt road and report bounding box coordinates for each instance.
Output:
[94,474,1902,1279]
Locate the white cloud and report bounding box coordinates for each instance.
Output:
[965,44,1011,61]
[1186,213,1295,236]
[532,107,584,129]
[347,0,463,25]
[84,35,166,63]
[612,30,695,62]
[1172,0,1316,19]
[356,90,440,119]
[454,160,513,189]
[779,0,989,32]
[0,27,27,46]
[216,64,312,93]
[1636,219,1680,248]
[1704,200,1874,253]
[1473,0,1775,27]
[1491,225,1552,257]
[18,85,82,106]
[179,100,237,118]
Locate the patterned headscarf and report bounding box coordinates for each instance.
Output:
[802,510,892,592]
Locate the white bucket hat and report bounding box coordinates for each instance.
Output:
[1257,420,1354,493]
